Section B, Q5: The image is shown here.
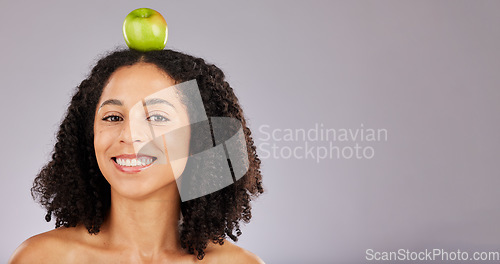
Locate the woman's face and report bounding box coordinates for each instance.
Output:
[94,62,191,199]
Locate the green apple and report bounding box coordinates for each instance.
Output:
[123,8,168,52]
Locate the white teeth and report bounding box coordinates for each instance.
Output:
[115,157,154,167]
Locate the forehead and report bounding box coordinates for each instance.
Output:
[98,63,179,107]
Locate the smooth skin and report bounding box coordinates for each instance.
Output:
[9,63,264,264]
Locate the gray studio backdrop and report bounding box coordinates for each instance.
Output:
[1,1,499,263]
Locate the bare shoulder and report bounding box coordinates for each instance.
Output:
[8,227,81,264]
[204,239,265,264]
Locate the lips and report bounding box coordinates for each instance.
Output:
[111,153,157,173]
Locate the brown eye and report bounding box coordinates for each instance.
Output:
[102,115,123,122]
[147,114,169,122]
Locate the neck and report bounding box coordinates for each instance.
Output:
[100,183,182,256]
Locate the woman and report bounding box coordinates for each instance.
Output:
[9,48,264,263]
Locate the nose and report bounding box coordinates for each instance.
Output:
[118,117,152,144]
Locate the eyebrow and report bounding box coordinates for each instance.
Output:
[142,98,176,109]
[99,99,122,109]
[98,98,176,110]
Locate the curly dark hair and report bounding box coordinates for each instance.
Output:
[31,47,264,260]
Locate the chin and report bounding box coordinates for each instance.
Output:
[111,178,179,201]
[102,167,178,200]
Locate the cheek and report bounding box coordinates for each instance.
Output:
[93,127,115,158]
[154,126,191,179]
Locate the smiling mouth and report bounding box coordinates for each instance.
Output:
[110,153,159,173]
[112,156,157,167]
